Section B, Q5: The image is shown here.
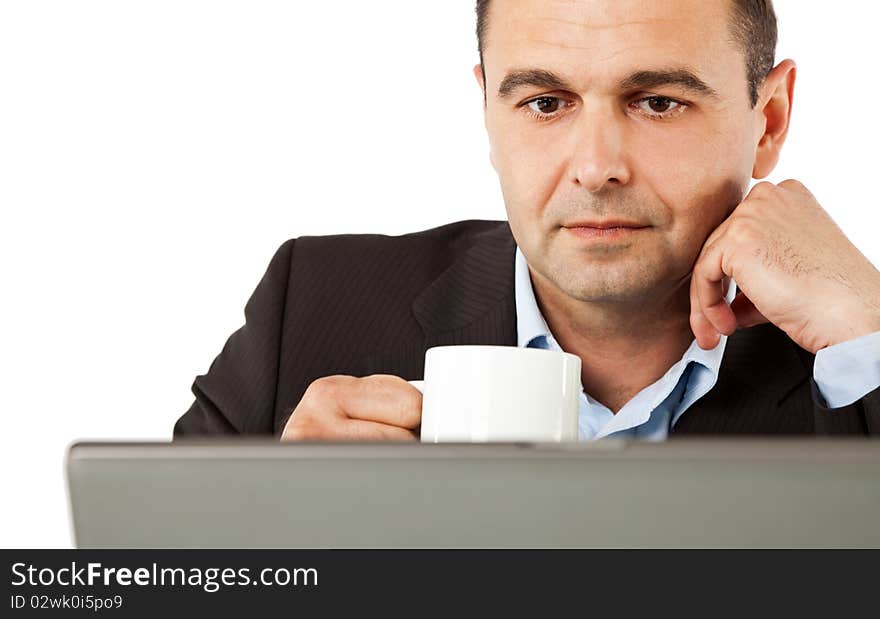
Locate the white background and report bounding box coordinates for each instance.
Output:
[1,1,877,548]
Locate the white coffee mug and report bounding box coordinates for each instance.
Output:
[409,345,581,443]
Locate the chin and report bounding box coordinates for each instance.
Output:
[565,285,645,304]
[555,270,661,304]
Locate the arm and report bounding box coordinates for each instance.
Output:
[683,179,880,434]
[173,239,296,437]
[811,329,880,434]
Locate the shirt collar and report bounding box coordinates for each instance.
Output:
[515,246,553,348]
[514,244,736,376]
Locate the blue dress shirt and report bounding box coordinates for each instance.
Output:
[514,246,880,441]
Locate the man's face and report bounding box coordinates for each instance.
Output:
[477,0,764,305]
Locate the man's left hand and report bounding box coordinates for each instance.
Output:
[690,179,880,353]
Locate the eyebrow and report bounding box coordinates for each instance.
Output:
[619,69,719,98]
[496,67,719,100]
[497,68,571,100]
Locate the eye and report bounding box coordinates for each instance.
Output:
[632,96,688,119]
[522,96,569,122]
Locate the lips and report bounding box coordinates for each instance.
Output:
[563,220,648,229]
[563,220,649,242]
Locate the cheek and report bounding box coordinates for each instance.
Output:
[635,120,742,189]
[650,175,747,271]
[635,123,750,239]
[489,117,564,220]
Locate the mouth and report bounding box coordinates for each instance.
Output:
[562,220,650,241]
[563,219,648,229]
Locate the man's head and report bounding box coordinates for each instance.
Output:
[473,0,795,308]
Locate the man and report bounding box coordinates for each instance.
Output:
[175,0,880,440]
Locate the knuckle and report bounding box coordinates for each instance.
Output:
[726,219,754,245]
[693,242,711,267]
[364,374,422,426]
[751,180,776,196]
[397,390,423,427]
[397,378,423,407]
[304,374,348,402]
[779,178,806,192]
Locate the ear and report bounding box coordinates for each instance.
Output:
[473,63,487,104]
[474,63,486,92]
[752,59,797,179]
[473,63,496,170]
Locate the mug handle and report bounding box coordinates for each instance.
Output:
[407,379,425,394]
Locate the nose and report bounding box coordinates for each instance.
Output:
[567,102,631,192]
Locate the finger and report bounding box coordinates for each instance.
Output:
[691,309,721,350]
[692,237,738,337]
[281,417,418,442]
[343,419,418,441]
[689,274,721,349]
[324,374,423,428]
[730,291,769,329]
[688,213,739,349]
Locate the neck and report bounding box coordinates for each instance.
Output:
[529,266,696,413]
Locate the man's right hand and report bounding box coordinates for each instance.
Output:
[280,374,422,441]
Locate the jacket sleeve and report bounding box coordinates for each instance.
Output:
[811,378,880,434]
[173,239,296,437]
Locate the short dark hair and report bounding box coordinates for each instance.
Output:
[475,0,777,108]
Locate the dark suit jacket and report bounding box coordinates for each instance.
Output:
[174,219,880,437]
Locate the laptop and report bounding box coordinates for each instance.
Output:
[65,438,880,548]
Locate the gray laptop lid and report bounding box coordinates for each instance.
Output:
[66,439,880,548]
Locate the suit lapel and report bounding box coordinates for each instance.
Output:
[354,221,518,382]
[411,221,518,349]
[672,323,812,433]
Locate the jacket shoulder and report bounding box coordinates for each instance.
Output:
[285,219,506,290]
[293,219,505,265]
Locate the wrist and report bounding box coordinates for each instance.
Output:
[820,311,880,351]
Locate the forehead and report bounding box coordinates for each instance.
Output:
[484,0,742,92]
